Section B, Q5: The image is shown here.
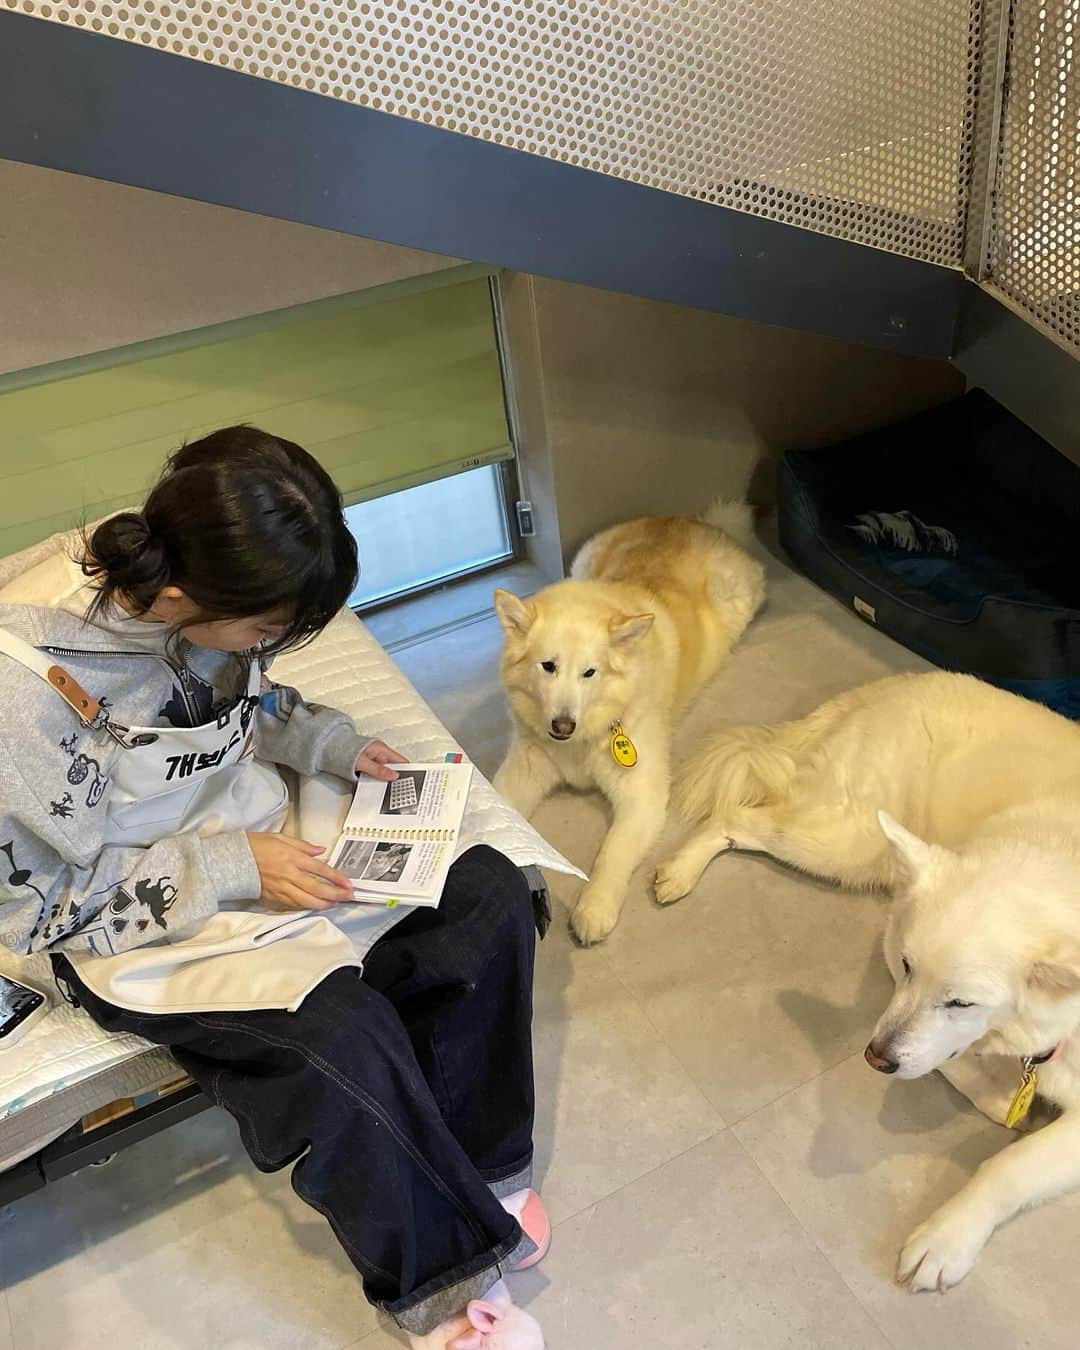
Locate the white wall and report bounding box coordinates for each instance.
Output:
[0,159,459,373]
[503,274,964,558]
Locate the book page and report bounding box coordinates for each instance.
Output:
[342,763,466,833]
[333,835,455,900]
[328,761,472,903]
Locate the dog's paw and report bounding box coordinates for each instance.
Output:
[897,1200,991,1293]
[570,888,622,946]
[653,858,694,906]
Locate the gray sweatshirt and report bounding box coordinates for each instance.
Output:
[0,595,368,958]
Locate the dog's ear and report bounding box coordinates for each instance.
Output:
[1030,942,1080,997]
[610,612,654,645]
[493,589,534,636]
[877,810,936,882]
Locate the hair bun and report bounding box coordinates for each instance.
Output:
[88,511,170,611]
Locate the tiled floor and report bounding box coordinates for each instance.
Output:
[2,537,1071,1349]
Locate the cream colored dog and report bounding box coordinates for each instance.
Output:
[657,670,1080,1291]
[493,503,765,945]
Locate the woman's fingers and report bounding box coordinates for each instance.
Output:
[278,838,352,889]
[297,856,354,895]
[250,832,355,906]
[356,757,399,782]
[278,882,335,911]
[277,835,325,856]
[372,744,409,764]
[354,741,408,781]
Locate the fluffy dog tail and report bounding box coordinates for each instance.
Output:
[676,722,800,824]
[701,497,756,548]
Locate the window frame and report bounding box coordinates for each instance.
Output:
[346,271,525,614]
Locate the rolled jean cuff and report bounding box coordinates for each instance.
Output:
[485,1161,533,1200]
[385,1225,537,1335]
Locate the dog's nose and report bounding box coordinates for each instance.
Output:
[864,1042,899,1074]
[550,716,576,740]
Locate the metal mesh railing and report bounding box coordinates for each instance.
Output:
[8,0,980,268]
[984,0,1080,350]
[12,0,1080,357]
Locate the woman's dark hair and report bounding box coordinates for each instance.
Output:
[81,426,359,655]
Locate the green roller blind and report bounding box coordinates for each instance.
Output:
[0,271,512,557]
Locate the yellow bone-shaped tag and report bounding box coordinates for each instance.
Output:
[610,722,638,768]
[1005,1063,1038,1129]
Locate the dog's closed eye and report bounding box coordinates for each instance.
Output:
[945,999,975,1009]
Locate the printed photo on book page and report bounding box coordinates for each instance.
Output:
[327,759,472,905]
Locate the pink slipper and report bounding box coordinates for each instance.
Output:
[501,1189,551,1271]
[447,1281,545,1349]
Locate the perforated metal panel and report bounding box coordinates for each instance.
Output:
[9,0,979,268]
[985,0,1080,352]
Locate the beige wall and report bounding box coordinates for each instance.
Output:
[0,159,459,373]
[2,160,963,568]
[509,275,964,558]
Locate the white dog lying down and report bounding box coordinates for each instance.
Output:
[655,670,1080,1291]
[494,503,764,945]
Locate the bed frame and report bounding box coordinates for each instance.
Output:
[0,1080,211,1205]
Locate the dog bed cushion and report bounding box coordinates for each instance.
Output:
[778,389,1080,716]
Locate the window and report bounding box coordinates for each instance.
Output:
[345,462,515,609]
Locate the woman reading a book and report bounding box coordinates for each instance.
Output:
[0,427,548,1349]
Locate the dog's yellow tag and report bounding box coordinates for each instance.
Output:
[1005,1064,1038,1129]
[610,723,638,768]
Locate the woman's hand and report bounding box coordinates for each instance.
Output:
[247,832,355,910]
[355,740,408,782]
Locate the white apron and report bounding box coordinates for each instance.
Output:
[0,629,411,1015]
[101,654,288,846]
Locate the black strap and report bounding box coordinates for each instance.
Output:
[49,956,81,1010]
[519,864,552,940]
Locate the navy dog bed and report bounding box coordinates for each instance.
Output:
[778,390,1080,716]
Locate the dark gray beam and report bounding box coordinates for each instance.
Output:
[955,285,1080,463]
[0,11,962,357]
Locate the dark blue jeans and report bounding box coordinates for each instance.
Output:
[56,846,538,1335]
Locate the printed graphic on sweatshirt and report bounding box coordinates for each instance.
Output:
[75,875,181,954]
[90,694,115,731]
[35,895,97,947]
[106,875,179,938]
[1,840,52,948]
[49,792,75,819]
[260,681,322,723]
[59,733,108,807]
[259,682,296,724]
[159,670,217,728]
[0,841,47,908]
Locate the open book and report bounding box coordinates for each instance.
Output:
[326,756,473,907]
